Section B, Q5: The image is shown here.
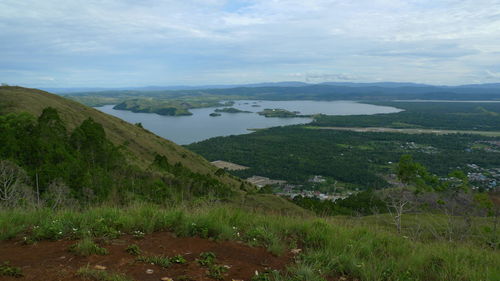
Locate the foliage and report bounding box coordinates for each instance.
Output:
[312,101,500,131]
[125,244,141,256]
[76,266,133,281]
[171,254,187,264]
[197,252,228,280]
[188,125,500,189]
[292,190,387,216]
[197,252,216,266]
[69,237,109,256]
[113,98,234,116]
[1,205,498,280]
[206,263,229,280]
[136,255,172,268]
[0,261,23,277]
[0,108,234,208]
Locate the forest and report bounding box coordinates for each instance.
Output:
[188,125,499,189]
[0,107,234,208]
[313,101,500,131]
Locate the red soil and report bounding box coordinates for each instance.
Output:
[0,232,292,281]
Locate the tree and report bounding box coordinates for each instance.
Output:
[384,187,417,233]
[42,179,74,209]
[384,155,428,233]
[0,160,29,207]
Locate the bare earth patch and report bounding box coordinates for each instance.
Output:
[0,232,291,281]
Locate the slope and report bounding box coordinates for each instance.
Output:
[0,86,228,178]
[0,86,308,214]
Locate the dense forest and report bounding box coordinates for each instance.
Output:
[313,102,500,131]
[0,108,234,208]
[187,125,500,189]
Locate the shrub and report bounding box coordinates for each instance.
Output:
[125,244,141,256]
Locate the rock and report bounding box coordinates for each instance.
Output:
[94,265,107,270]
[290,248,302,254]
[160,277,173,281]
[146,269,154,274]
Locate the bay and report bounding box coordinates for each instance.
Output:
[95,100,402,145]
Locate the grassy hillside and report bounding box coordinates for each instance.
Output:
[0,86,229,178]
[1,204,498,280]
[0,86,309,214]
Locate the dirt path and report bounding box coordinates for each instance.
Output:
[308,126,500,137]
[0,232,291,281]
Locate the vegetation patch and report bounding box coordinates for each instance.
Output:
[136,255,172,268]
[69,237,109,256]
[197,252,228,280]
[125,244,141,256]
[0,261,23,278]
[76,266,133,281]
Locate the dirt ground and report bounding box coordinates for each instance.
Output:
[0,232,292,281]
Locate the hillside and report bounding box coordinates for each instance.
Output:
[0,86,310,215]
[0,86,229,178]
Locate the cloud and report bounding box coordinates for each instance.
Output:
[486,70,500,78]
[1,0,500,86]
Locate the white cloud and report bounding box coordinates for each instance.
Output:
[1,0,500,86]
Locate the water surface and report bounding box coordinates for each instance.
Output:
[95,100,401,144]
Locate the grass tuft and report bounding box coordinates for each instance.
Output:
[76,266,133,281]
[69,237,109,256]
[136,255,171,268]
[0,261,23,278]
[125,244,141,256]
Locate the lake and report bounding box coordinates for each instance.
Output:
[95,100,402,145]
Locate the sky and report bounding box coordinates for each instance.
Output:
[1,0,500,87]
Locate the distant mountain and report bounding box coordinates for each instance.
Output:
[43,81,500,95]
[456,83,500,89]
[319,82,432,88]
[42,81,310,94]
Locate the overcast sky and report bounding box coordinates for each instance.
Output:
[1,0,500,87]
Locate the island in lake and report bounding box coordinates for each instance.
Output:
[209,112,221,117]
[214,107,252,113]
[258,108,310,118]
[113,99,234,116]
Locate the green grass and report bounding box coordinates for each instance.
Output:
[125,244,141,256]
[76,266,133,281]
[1,204,499,281]
[198,252,216,266]
[0,261,23,277]
[197,252,229,280]
[69,237,109,256]
[0,86,241,183]
[136,255,172,268]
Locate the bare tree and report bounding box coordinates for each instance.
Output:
[383,187,416,233]
[43,179,74,209]
[383,155,428,234]
[0,160,29,207]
